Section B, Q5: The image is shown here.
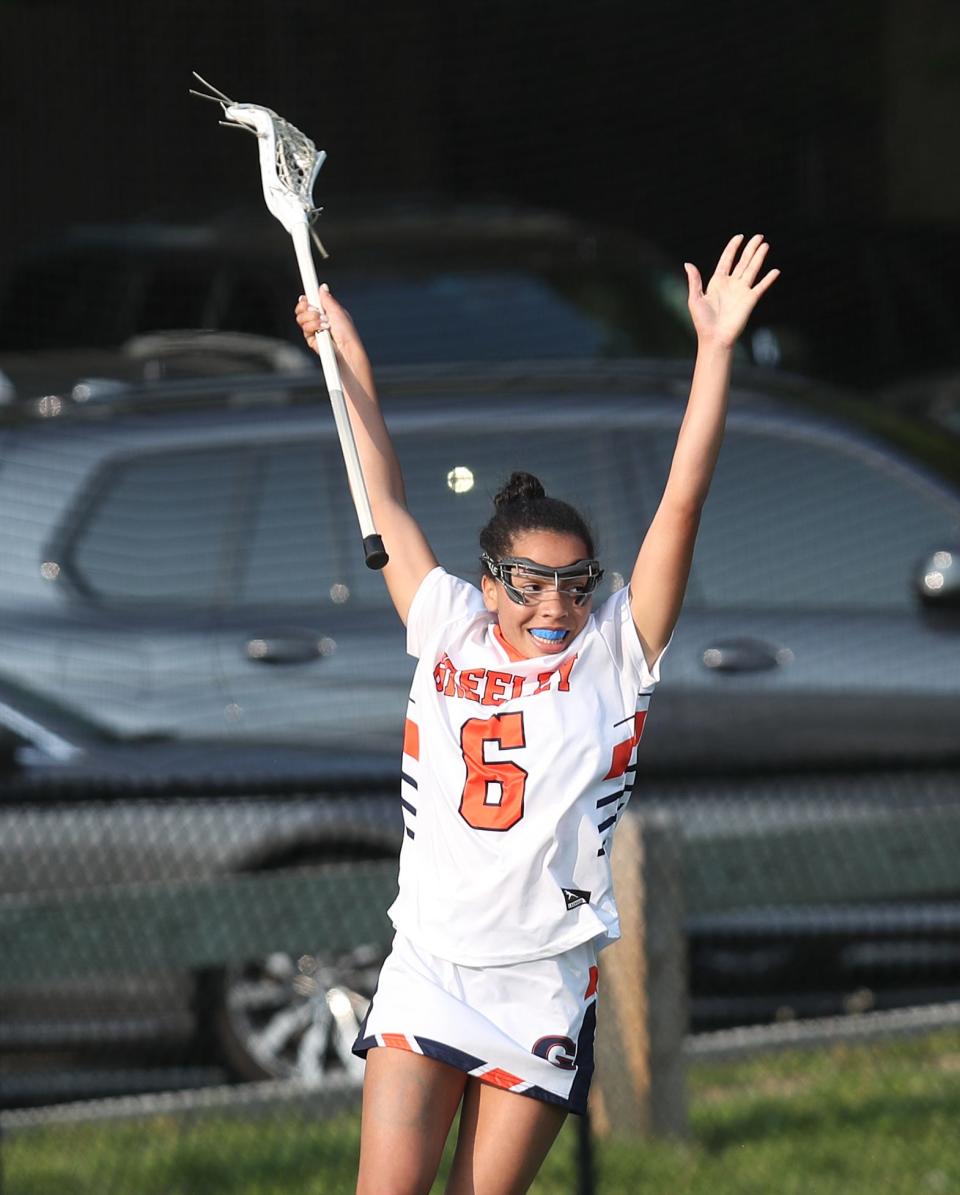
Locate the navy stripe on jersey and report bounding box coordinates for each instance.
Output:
[597,695,648,849]
[400,702,420,841]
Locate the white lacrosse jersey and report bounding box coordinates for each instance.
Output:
[387,567,667,966]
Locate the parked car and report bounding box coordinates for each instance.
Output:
[2,355,960,1085]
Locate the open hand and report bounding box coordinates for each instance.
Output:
[685,234,780,349]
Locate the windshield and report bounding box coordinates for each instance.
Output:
[0,250,696,364]
[329,269,694,364]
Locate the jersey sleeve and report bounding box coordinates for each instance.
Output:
[405,567,486,659]
[595,584,670,692]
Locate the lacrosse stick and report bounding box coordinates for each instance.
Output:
[190,72,388,570]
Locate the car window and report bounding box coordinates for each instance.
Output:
[237,442,346,605]
[280,417,958,616]
[335,274,622,365]
[386,424,638,599]
[328,270,693,366]
[75,417,955,617]
[67,449,253,604]
[1,246,695,361]
[648,424,960,612]
[235,424,643,612]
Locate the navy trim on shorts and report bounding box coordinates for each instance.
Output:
[351,1007,598,1117]
[566,999,597,1115]
[514,1000,597,1115]
[416,1036,485,1072]
[352,1032,484,1073]
[353,1033,379,1058]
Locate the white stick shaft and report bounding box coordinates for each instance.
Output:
[290,222,378,541]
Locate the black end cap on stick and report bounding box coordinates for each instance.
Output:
[363,535,389,570]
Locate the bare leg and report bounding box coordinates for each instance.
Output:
[443,1078,568,1195]
[356,1046,468,1195]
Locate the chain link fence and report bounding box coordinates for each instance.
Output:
[4,790,960,1193]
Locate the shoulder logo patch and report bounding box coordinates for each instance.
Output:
[562,888,591,911]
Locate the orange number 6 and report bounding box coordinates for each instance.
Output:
[459,713,528,831]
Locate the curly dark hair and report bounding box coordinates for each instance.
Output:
[479,472,596,574]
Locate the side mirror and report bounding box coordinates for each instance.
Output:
[916,548,960,609]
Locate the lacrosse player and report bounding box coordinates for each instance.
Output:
[295,232,778,1195]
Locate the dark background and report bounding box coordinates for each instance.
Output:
[0,0,958,388]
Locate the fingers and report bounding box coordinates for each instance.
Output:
[752,267,781,298]
[295,294,331,325]
[732,233,765,279]
[684,261,704,304]
[715,233,745,277]
[294,294,330,351]
[739,239,769,286]
[714,233,779,294]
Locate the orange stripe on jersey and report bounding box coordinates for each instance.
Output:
[381,1033,414,1052]
[403,719,420,760]
[481,1066,523,1090]
[584,965,599,999]
[604,737,633,781]
[493,623,527,663]
[603,711,647,779]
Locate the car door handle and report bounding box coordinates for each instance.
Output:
[700,638,791,673]
[244,632,328,665]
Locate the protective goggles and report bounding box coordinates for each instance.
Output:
[481,553,604,607]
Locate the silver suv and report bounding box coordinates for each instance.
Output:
[3,357,960,1096]
[2,362,958,763]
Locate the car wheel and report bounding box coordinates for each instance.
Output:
[203,942,384,1085]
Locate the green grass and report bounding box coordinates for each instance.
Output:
[7,1030,960,1194]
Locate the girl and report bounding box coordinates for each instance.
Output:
[295,233,778,1195]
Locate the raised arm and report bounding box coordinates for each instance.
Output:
[296,288,437,624]
[629,233,779,664]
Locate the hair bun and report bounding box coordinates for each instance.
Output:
[493,471,546,509]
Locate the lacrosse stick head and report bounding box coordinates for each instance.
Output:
[190,75,327,237]
[223,102,327,234]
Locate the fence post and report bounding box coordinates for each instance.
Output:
[590,809,688,1140]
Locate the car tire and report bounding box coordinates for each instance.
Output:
[195,860,388,1085]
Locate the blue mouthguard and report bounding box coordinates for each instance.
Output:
[531,628,567,641]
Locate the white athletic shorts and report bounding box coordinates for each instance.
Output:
[353,932,599,1115]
